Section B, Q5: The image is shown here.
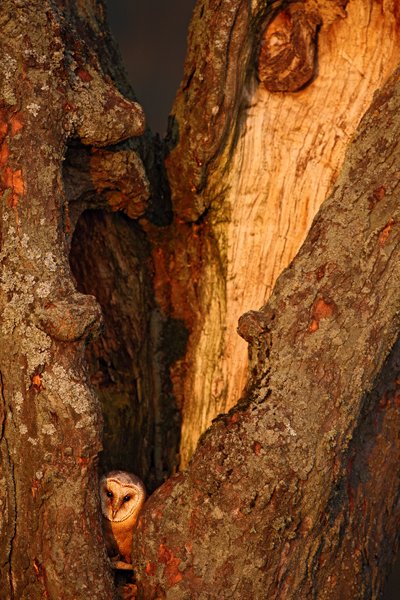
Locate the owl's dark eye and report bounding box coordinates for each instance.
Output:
[123,495,131,503]
[106,490,113,498]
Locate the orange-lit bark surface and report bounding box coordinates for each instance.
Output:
[3,0,400,598]
[0,1,147,597]
[134,62,400,599]
[157,0,400,466]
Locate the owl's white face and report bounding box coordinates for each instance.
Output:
[100,470,146,524]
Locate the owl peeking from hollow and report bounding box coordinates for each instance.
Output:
[100,470,146,566]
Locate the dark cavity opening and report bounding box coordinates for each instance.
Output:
[69,209,180,492]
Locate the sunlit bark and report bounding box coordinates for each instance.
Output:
[2,0,400,598]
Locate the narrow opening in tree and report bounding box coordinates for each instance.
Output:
[69,209,179,492]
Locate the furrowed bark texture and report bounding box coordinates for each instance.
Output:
[133,61,400,599]
[156,0,400,466]
[0,1,149,597]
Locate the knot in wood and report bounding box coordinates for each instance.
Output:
[35,293,102,342]
[258,4,320,93]
[237,310,270,344]
[89,149,150,219]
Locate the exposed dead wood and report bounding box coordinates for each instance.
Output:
[159,0,400,466]
[133,58,400,600]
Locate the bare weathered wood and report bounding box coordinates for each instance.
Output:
[133,59,400,600]
[158,0,400,466]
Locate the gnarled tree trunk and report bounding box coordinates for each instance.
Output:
[2,0,400,598]
[134,58,400,599]
[159,0,400,467]
[0,1,151,597]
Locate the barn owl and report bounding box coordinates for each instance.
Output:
[100,470,146,565]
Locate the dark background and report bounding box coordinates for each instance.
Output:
[104,2,400,597]
[105,0,196,134]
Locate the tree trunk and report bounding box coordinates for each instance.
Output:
[133,59,400,599]
[158,0,400,467]
[69,209,180,491]
[0,1,149,597]
[2,0,400,598]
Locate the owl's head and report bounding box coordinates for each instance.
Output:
[100,470,146,523]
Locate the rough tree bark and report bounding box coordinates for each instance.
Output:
[159,0,400,467]
[134,0,400,597]
[134,55,400,600]
[0,1,151,597]
[2,0,400,599]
